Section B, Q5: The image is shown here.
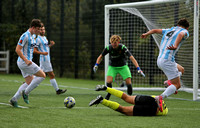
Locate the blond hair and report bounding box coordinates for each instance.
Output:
[110,35,121,43]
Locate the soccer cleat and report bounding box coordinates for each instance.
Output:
[56,89,67,95]
[163,80,178,94]
[95,85,107,91]
[127,84,133,95]
[22,90,29,104]
[9,99,19,108]
[89,95,103,106]
[155,96,163,112]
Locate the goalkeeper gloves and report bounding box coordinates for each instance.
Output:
[137,67,145,77]
[93,63,99,73]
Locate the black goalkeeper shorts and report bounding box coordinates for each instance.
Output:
[133,95,158,116]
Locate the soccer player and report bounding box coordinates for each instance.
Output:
[141,18,189,105]
[89,85,168,116]
[93,35,144,100]
[10,19,46,107]
[33,23,66,95]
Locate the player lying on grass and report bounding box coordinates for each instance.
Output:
[93,35,145,100]
[89,85,168,116]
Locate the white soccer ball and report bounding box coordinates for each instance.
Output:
[64,96,75,108]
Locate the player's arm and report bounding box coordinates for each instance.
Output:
[129,56,139,68]
[129,56,145,77]
[33,47,48,55]
[93,54,103,73]
[141,29,162,38]
[49,40,55,48]
[167,32,185,50]
[93,47,108,73]
[96,54,103,65]
[15,45,32,65]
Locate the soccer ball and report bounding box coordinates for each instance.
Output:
[64,96,75,108]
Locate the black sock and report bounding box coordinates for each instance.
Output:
[127,84,132,95]
[105,83,112,100]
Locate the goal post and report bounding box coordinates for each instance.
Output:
[104,0,199,100]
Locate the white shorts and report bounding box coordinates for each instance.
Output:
[17,61,41,78]
[157,58,179,80]
[40,61,53,72]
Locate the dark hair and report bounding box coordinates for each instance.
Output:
[30,19,42,28]
[177,18,189,28]
[41,22,44,27]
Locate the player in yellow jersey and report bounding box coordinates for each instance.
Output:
[89,85,168,116]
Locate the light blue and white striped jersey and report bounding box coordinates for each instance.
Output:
[159,26,189,62]
[35,35,50,62]
[17,30,36,62]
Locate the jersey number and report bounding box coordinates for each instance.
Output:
[166,31,175,38]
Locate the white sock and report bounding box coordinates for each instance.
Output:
[25,77,45,95]
[50,79,59,91]
[12,83,28,101]
[161,84,177,99]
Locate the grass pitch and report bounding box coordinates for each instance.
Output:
[0,74,200,128]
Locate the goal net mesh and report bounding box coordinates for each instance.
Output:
[106,0,199,91]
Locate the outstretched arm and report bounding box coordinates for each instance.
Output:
[141,29,162,38]
[96,54,103,65]
[129,56,145,77]
[129,56,139,68]
[93,54,103,73]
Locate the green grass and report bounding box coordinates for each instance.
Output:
[0,74,200,128]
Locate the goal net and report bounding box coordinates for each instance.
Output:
[105,0,199,100]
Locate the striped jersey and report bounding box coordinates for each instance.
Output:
[17,30,36,62]
[159,26,189,62]
[35,35,50,62]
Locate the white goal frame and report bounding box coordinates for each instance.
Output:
[104,0,199,100]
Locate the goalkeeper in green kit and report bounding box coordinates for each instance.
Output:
[93,35,145,100]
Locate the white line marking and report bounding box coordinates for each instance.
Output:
[0,102,29,108]
[0,78,94,90]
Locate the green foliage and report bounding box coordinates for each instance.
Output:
[0,24,21,72]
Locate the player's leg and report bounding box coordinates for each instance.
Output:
[10,81,30,107]
[96,85,136,104]
[119,65,132,95]
[105,76,113,100]
[47,71,58,91]
[10,63,34,107]
[22,62,46,104]
[161,76,181,98]
[163,63,184,93]
[177,63,184,75]
[125,78,132,95]
[89,95,133,116]
[24,69,46,94]
[105,66,118,100]
[47,71,67,94]
[157,59,180,99]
